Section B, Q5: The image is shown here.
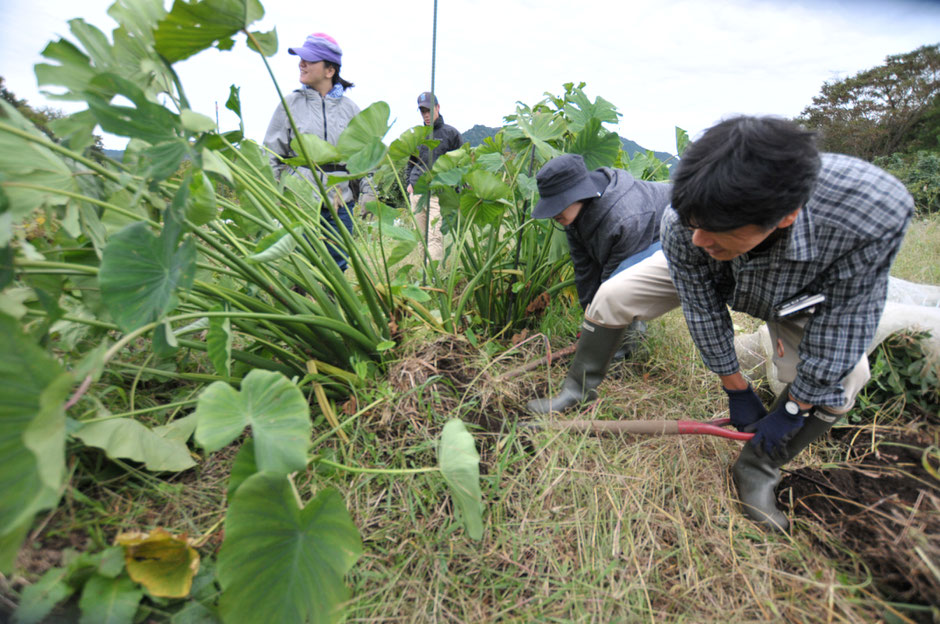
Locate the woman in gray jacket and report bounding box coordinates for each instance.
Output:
[263,32,374,271]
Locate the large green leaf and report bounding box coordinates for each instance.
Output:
[246,28,278,57]
[0,314,70,538]
[246,227,301,263]
[13,566,75,624]
[464,169,510,203]
[85,74,182,144]
[388,125,437,163]
[334,102,391,175]
[504,106,566,161]
[34,38,98,102]
[99,222,197,332]
[187,171,218,226]
[438,419,483,540]
[218,474,362,624]
[141,140,189,182]
[155,0,265,62]
[569,119,622,170]
[284,134,341,167]
[78,575,144,624]
[194,370,311,474]
[459,169,512,227]
[0,101,79,245]
[36,10,173,104]
[73,418,196,472]
[563,89,620,134]
[428,144,471,189]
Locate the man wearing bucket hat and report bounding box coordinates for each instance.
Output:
[404,92,464,262]
[263,32,375,271]
[526,153,672,414]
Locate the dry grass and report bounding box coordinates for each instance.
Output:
[308,308,934,622]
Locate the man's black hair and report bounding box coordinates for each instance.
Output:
[671,116,821,232]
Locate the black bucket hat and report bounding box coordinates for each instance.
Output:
[532,154,603,219]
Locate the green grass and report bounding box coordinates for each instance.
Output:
[892,214,940,285]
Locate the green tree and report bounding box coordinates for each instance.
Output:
[0,76,62,141]
[798,44,940,159]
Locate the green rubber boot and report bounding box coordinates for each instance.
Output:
[611,319,647,362]
[732,397,840,532]
[527,320,627,414]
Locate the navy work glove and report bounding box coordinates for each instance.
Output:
[745,399,812,461]
[724,385,767,431]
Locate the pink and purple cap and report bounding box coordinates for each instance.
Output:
[289,32,343,65]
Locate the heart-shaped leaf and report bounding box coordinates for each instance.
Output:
[388,125,437,163]
[218,474,362,624]
[99,222,197,333]
[73,418,196,472]
[194,370,311,474]
[335,102,391,175]
[155,0,265,63]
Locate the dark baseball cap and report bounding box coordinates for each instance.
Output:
[532,154,603,219]
[417,91,438,109]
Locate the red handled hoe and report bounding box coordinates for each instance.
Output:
[524,417,754,441]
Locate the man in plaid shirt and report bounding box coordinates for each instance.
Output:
[661,116,914,532]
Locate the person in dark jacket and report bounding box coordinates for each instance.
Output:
[404,92,464,262]
[527,153,672,414]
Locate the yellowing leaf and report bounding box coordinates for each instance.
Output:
[116,528,200,598]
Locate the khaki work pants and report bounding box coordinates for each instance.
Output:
[409,193,443,262]
[585,250,869,412]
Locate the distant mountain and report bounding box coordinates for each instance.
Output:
[462,124,499,147]
[619,137,673,163]
[461,124,673,162]
[103,149,124,161]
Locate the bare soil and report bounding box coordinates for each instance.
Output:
[779,410,940,612]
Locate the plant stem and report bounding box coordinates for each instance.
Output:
[312,457,439,476]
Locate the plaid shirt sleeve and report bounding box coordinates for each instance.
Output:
[789,160,913,405]
[661,208,741,375]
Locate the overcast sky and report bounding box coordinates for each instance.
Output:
[2,0,939,152]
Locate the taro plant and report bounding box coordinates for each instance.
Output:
[375,81,686,337]
[2,0,484,621]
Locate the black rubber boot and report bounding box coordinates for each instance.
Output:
[527,320,627,414]
[732,404,841,532]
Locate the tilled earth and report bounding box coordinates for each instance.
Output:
[778,411,939,613]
